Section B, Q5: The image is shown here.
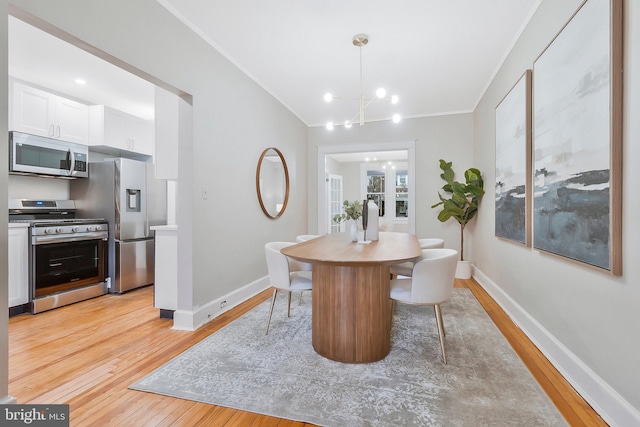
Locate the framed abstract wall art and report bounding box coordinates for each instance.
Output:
[495,70,532,246]
[532,0,622,275]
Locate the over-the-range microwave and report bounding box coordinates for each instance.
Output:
[9,131,88,178]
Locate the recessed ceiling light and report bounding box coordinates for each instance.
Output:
[75,78,86,85]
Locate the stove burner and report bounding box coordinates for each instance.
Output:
[8,199,106,228]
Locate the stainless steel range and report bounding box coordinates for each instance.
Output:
[9,199,109,314]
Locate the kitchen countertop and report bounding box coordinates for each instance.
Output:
[8,222,30,228]
[150,225,177,231]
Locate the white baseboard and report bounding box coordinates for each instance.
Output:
[0,396,17,404]
[172,276,270,331]
[472,266,640,427]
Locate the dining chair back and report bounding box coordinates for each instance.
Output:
[418,238,445,249]
[390,238,445,278]
[390,248,458,363]
[292,235,320,271]
[410,248,458,303]
[295,234,320,242]
[265,242,295,288]
[264,242,313,334]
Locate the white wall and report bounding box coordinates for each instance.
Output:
[472,0,640,423]
[338,162,360,203]
[8,175,69,200]
[6,0,308,319]
[308,114,474,257]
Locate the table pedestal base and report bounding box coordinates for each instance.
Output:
[312,263,392,363]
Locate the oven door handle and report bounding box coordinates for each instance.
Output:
[32,233,108,245]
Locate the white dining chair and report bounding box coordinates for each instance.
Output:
[390,248,458,364]
[291,235,320,272]
[295,234,320,242]
[264,242,313,335]
[419,238,445,249]
[390,237,445,278]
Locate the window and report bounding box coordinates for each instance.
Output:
[362,162,409,220]
[366,170,385,216]
[395,170,408,217]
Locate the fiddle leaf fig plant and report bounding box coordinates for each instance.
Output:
[431,159,485,261]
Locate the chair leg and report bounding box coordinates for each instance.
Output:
[287,291,292,317]
[265,288,278,335]
[299,291,303,304]
[434,304,447,364]
[434,306,445,337]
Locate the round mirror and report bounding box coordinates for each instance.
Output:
[256,147,290,219]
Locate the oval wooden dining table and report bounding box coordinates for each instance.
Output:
[280,232,421,363]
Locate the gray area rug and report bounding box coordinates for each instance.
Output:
[130,289,566,426]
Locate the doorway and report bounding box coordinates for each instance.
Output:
[317,141,416,235]
[6,12,194,312]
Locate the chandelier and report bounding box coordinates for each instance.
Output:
[324,34,401,130]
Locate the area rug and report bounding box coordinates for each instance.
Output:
[130,289,566,426]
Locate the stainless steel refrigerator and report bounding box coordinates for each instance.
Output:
[71,158,167,293]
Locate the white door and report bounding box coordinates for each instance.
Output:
[327,174,343,233]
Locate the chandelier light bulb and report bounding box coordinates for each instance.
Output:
[376,88,386,99]
[344,120,352,129]
[326,122,334,130]
[392,114,401,123]
[324,93,333,102]
[391,95,399,104]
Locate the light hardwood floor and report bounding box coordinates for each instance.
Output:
[8,279,607,426]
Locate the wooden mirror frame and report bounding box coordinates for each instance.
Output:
[256,147,290,219]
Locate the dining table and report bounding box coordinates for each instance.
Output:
[280,231,421,363]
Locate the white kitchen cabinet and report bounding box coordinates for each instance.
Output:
[9,80,89,145]
[89,105,154,156]
[8,225,29,308]
[151,225,177,315]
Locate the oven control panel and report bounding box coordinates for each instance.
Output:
[31,223,108,244]
[39,224,107,235]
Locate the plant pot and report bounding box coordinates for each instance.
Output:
[455,260,472,279]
